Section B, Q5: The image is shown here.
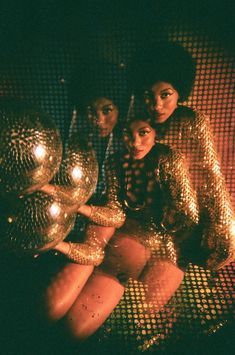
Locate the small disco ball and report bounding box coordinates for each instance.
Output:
[0,190,77,253]
[0,97,62,196]
[51,133,98,206]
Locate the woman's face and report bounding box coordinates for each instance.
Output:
[143,82,179,123]
[124,120,156,160]
[87,97,118,137]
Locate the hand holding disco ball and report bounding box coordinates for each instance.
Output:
[0,98,98,254]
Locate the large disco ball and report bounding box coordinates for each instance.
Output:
[0,190,77,253]
[0,97,62,196]
[50,133,98,206]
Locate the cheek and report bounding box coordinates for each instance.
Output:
[144,136,155,149]
[166,99,178,112]
[107,114,118,129]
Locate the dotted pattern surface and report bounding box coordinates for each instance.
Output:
[0,4,234,354]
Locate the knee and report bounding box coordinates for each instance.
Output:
[139,261,185,310]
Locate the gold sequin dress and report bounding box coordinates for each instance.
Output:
[87,143,199,269]
[154,106,235,270]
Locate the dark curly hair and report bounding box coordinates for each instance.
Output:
[128,41,196,102]
[69,59,127,115]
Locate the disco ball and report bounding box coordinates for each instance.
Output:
[0,190,77,253]
[50,133,98,206]
[0,98,62,196]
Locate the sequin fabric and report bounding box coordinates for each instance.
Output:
[90,145,199,267]
[122,147,198,267]
[67,242,104,266]
[88,160,126,228]
[156,107,235,270]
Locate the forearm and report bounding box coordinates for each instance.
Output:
[53,222,116,266]
[54,240,104,266]
[77,203,125,228]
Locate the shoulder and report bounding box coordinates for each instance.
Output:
[155,143,182,159]
[150,144,185,174]
[174,105,210,122]
[155,144,185,172]
[174,106,212,137]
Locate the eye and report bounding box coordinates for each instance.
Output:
[139,129,151,137]
[160,91,173,99]
[102,106,114,115]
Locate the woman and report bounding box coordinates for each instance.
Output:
[48,113,199,340]
[42,61,126,322]
[128,41,235,270]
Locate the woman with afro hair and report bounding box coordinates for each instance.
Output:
[128,41,235,271]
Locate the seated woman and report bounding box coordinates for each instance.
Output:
[41,60,126,322]
[128,41,235,270]
[49,113,199,340]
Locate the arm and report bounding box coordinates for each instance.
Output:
[77,156,126,228]
[158,148,199,235]
[192,111,235,270]
[52,157,125,265]
[41,157,126,228]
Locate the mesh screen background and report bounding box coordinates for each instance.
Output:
[0,2,234,354]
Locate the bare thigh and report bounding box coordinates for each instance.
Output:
[64,269,124,340]
[101,232,151,281]
[43,263,94,321]
[43,225,115,321]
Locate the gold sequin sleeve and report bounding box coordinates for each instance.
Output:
[65,224,105,266]
[158,148,199,234]
[66,242,104,266]
[192,111,235,270]
[88,157,126,228]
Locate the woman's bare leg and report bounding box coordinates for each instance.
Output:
[102,232,151,280]
[43,263,94,321]
[43,226,116,321]
[64,269,125,340]
[139,260,184,312]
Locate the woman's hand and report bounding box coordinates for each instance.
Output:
[40,184,57,195]
[77,204,92,218]
[53,241,71,255]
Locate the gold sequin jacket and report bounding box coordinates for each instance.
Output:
[155,106,235,270]
[86,144,199,267]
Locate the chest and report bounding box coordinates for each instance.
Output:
[121,159,162,209]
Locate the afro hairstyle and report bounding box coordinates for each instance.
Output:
[128,41,196,102]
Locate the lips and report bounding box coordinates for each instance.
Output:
[132,149,144,156]
[98,128,109,136]
[154,112,165,117]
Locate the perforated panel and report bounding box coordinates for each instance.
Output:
[0,2,234,354]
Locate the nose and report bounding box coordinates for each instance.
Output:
[132,135,141,147]
[152,97,163,111]
[96,112,105,126]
